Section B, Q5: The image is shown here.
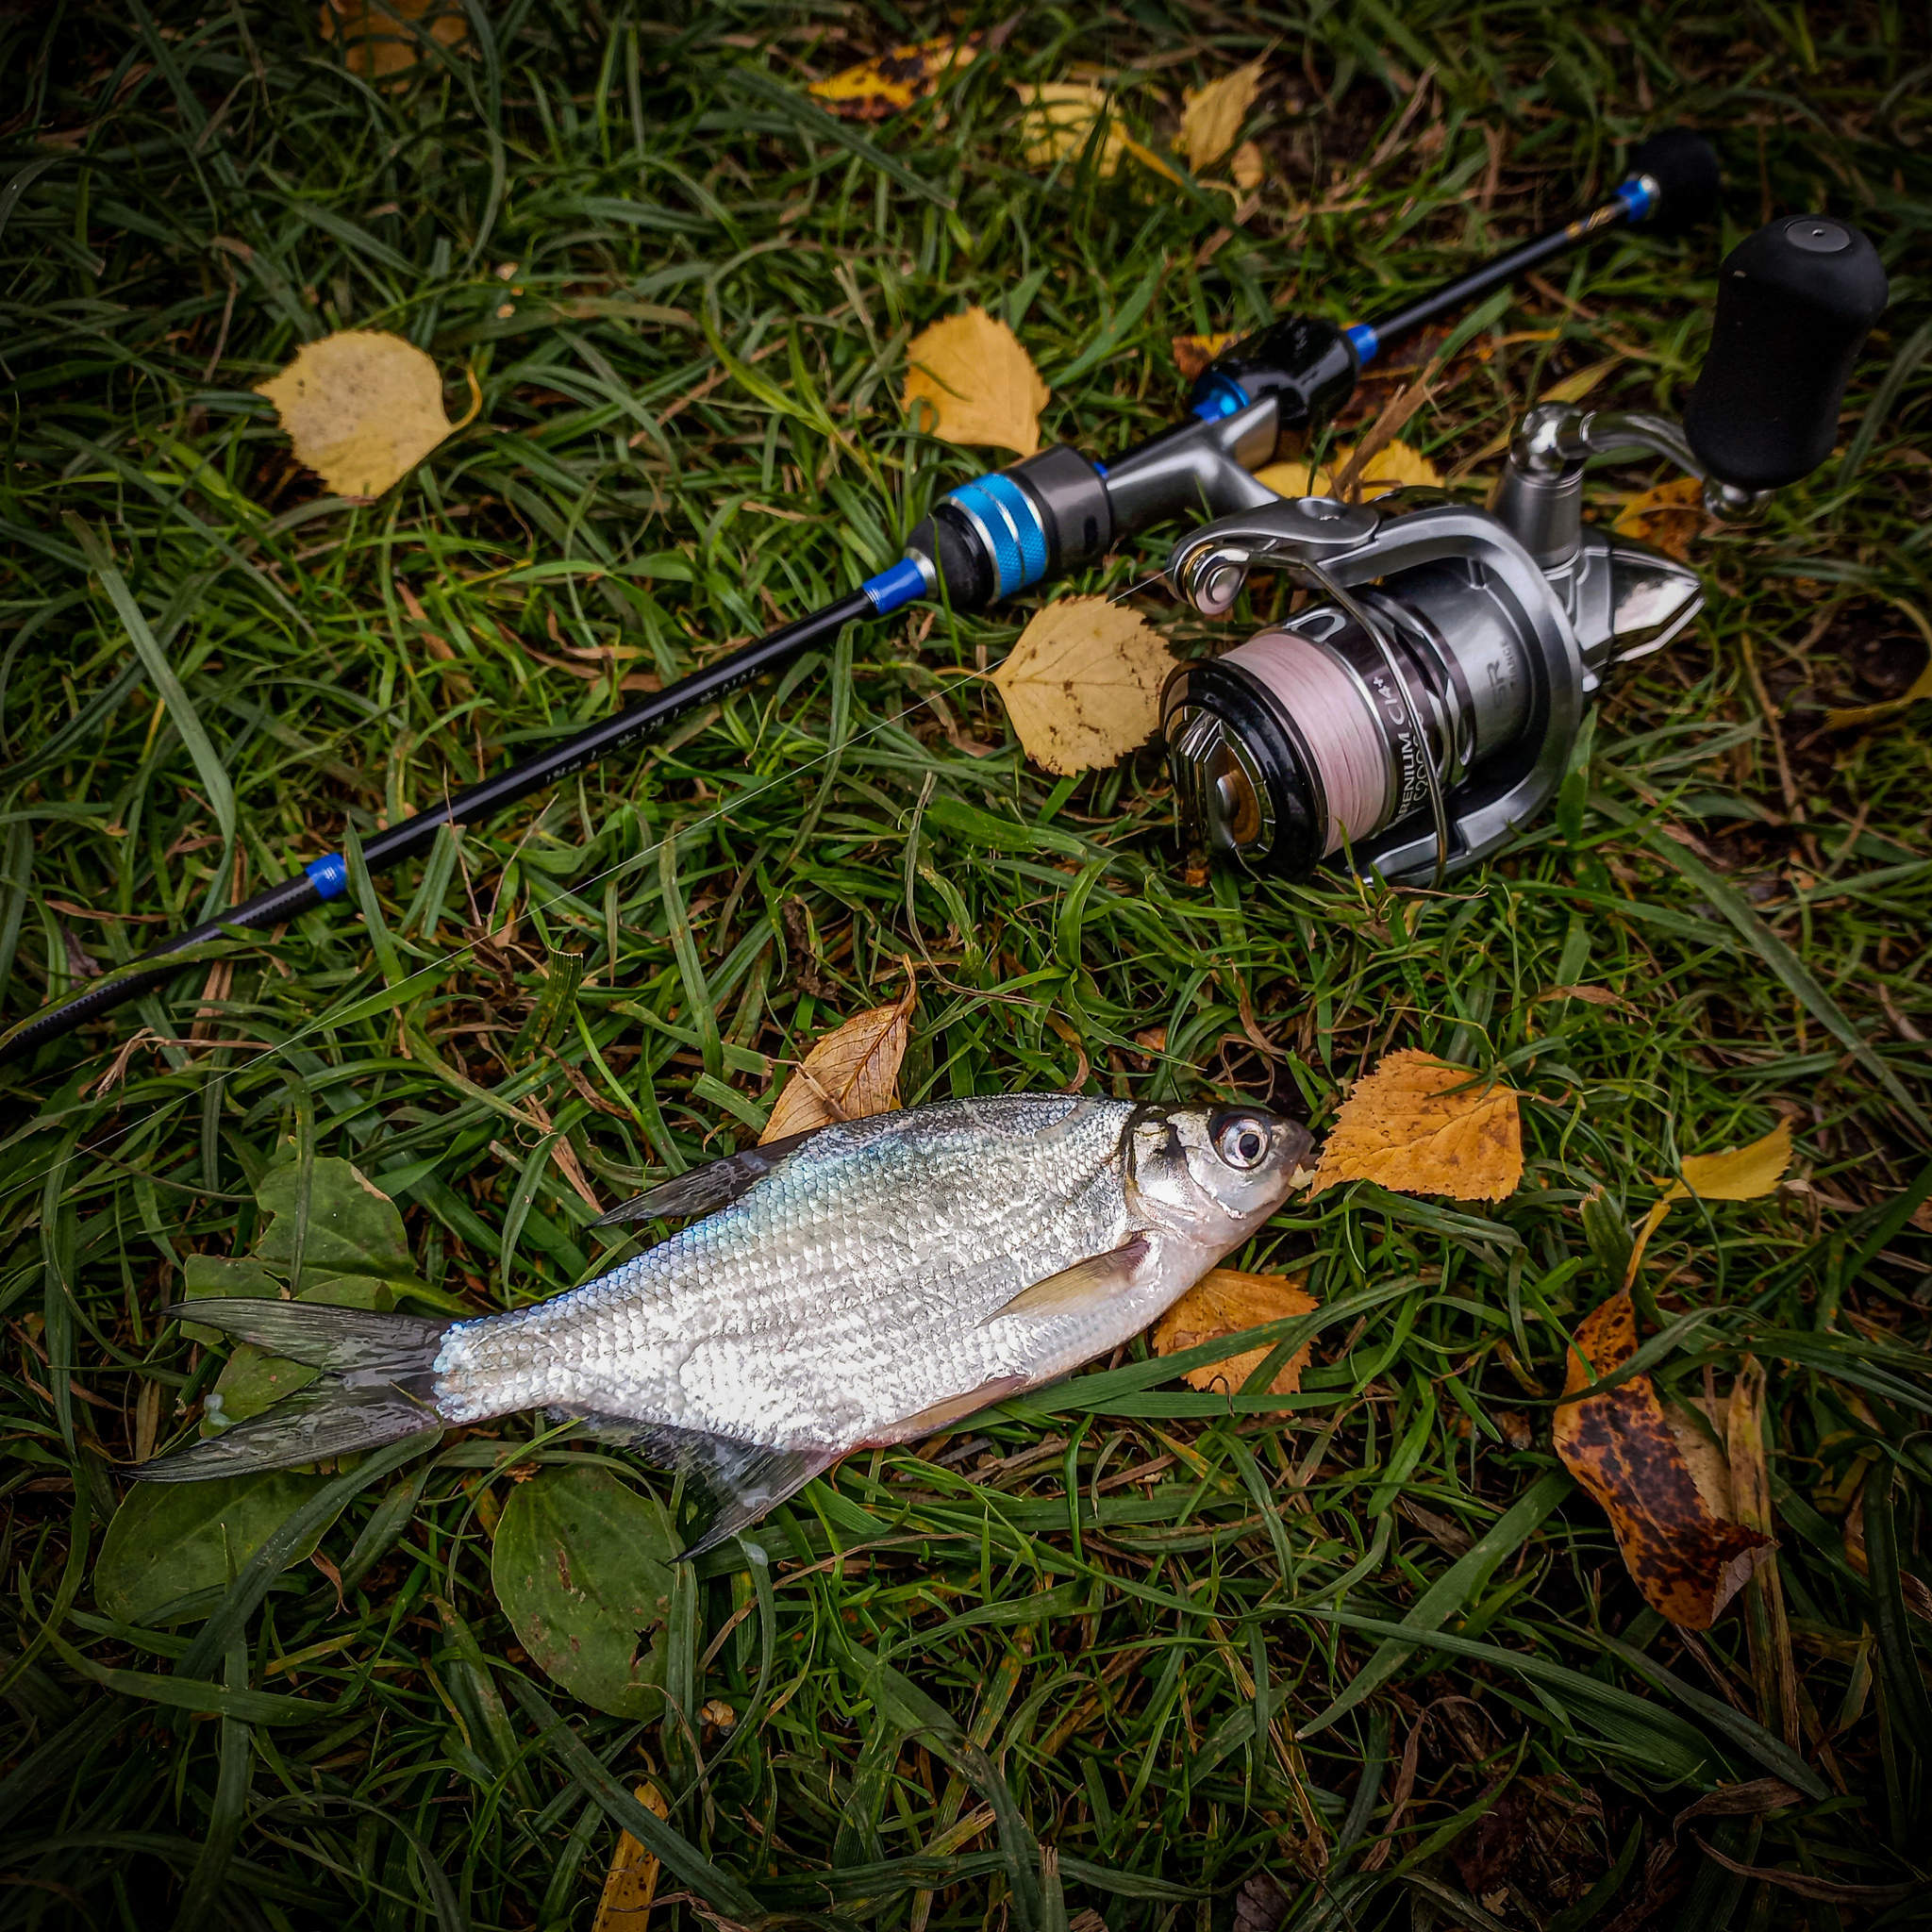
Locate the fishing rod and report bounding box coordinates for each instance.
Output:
[2,129,1724,1070]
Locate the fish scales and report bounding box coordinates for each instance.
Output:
[432,1095,1136,1446]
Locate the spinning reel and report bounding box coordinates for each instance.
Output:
[1159,214,1890,884]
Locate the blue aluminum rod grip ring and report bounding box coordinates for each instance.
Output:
[946,472,1049,596]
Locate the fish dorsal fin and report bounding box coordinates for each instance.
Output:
[550,1409,836,1558]
[981,1234,1153,1324]
[591,1128,824,1227]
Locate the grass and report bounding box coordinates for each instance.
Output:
[2,2,1930,1927]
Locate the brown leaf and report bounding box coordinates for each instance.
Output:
[319,0,467,83]
[1611,475,1706,563]
[1179,60,1266,170]
[256,331,456,498]
[1152,1269,1319,1395]
[991,595,1174,776]
[1172,330,1240,379]
[902,308,1049,458]
[760,979,915,1144]
[591,1781,671,1932]
[1309,1049,1523,1202]
[1553,1291,1773,1629]
[808,36,977,119]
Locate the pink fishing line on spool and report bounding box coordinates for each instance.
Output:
[1225,630,1388,854]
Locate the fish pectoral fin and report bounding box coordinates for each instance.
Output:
[981,1233,1155,1324]
[551,1409,835,1559]
[591,1128,824,1227]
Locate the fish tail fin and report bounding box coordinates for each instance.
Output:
[129,1299,455,1483]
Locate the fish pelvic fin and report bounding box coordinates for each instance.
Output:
[591,1129,824,1227]
[551,1410,836,1560]
[981,1234,1153,1323]
[128,1300,453,1482]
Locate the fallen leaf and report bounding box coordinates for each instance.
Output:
[1014,82,1126,175]
[1620,1118,1795,1288]
[256,331,456,498]
[591,1781,672,1932]
[1310,1049,1523,1202]
[1180,60,1266,170]
[1173,331,1240,380]
[1612,475,1706,563]
[808,36,976,121]
[1670,1118,1793,1204]
[1230,140,1267,191]
[990,596,1175,776]
[319,0,466,83]
[1153,1268,1318,1394]
[903,308,1049,458]
[1554,1290,1773,1628]
[1327,436,1442,499]
[761,977,916,1143]
[1255,458,1336,498]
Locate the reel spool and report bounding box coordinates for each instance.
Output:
[1162,214,1890,886]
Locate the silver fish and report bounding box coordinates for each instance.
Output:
[136,1094,1310,1551]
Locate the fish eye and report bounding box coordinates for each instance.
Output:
[1212,1112,1270,1170]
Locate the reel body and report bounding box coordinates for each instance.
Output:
[1161,499,1700,882]
[1161,212,1890,887]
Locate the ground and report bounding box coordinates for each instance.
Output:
[1,4,1929,1930]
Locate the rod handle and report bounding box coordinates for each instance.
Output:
[1684,214,1889,491]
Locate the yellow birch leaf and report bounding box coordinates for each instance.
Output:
[1553,1291,1772,1629]
[808,36,976,121]
[903,308,1049,458]
[1309,1048,1523,1202]
[1666,1117,1793,1203]
[1611,475,1706,563]
[255,331,455,498]
[1119,133,1187,187]
[1014,82,1126,176]
[1152,1268,1318,1395]
[990,596,1175,776]
[591,1781,671,1932]
[1172,331,1241,380]
[1255,459,1337,498]
[760,980,916,1144]
[1326,437,1442,498]
[319,0,467,82]
[1180,60,1266,170]
[1231,140,1267,190]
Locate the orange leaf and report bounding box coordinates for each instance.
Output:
[1152,1268,1318,1395]
[319,0,466,83]
[1553,1291,1772,1629]
[760,979,915,1144]
[808,36,976,121]
[1611,475,1706,562]
[1310,1049,1523,1202]
[1172,331,1240,380]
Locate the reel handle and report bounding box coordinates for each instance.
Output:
[1684,214,1889,491]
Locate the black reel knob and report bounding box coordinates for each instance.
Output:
[1684,213,1890,492]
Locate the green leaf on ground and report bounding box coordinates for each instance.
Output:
[491,1464,677,1718]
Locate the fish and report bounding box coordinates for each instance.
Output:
[133,1093,1311,1553]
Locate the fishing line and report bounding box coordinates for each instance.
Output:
[13,682,980,1218]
